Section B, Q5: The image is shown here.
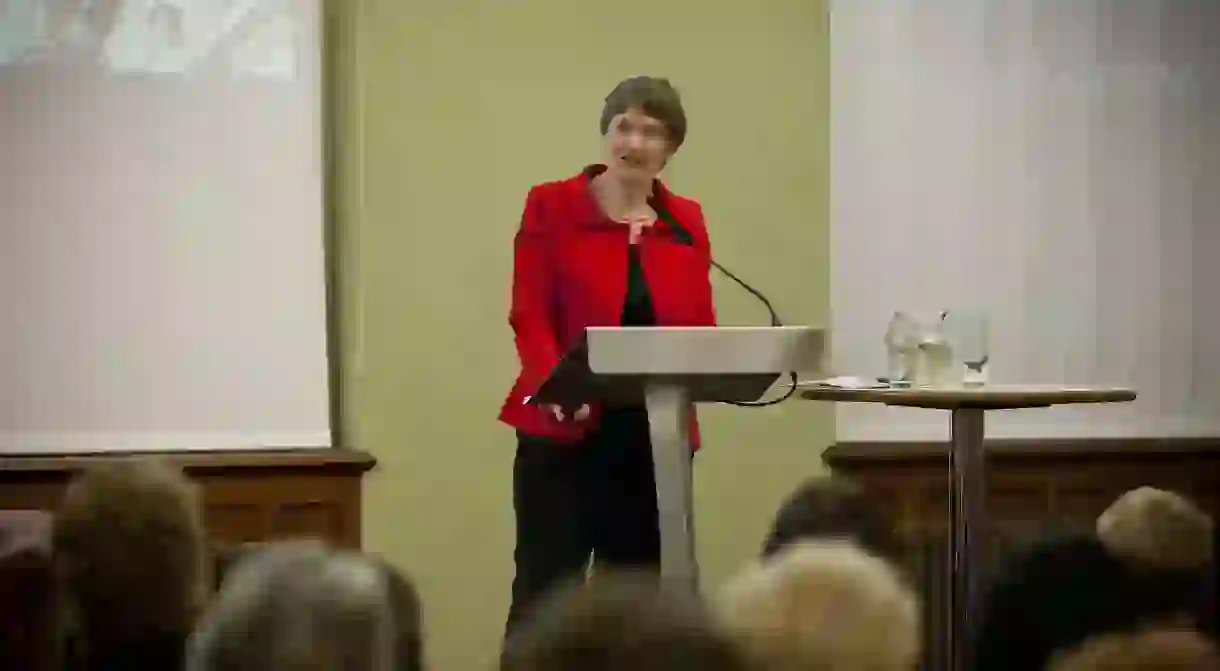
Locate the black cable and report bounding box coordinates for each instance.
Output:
[709,259,799,408]
[654,204,799,408]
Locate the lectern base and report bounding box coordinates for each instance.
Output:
[644,384,699,590]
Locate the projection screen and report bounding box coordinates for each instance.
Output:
[0,0,330,453]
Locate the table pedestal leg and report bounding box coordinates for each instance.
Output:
[950,408,987,671]
[645,384,698,591]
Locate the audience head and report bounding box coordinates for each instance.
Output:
[972,511,1214,671]
[52,459,207,645]
[212,541,263,592]
[718,539,920,671]
[375,556,424,671]
[1097,487,1214,573]
[1205,522,1220,640]
[762,475,899,564]
[188,541,419,671]
[1098,487,1215,633]
[0,510,57,671]
[502,571,750,671]
[1048,626,1220,671]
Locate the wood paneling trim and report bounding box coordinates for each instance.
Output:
[0,449,376,549]
[0,448,376,475]
[822,437,1220,535]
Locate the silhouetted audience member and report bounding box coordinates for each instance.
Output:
[1205,522,1220,642]
[971,488,1214,671]
[502,572,751,671]
[188,541,421,671]
[53,460,208,670]
[0,511,57,671]
[1048,626,1220,671]
[719,539,920,671]
[762,475,899,564]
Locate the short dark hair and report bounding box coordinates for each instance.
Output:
[762,476,899,563]
[972,533,1212,671]
[503,572,749,671]
[600,76,688,150]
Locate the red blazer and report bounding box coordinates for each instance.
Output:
[499,165,717,446]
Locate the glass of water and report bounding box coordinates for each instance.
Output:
[941,310,990,386]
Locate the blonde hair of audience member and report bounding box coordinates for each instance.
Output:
[1097,487,1215,572]
[53,459,208,645]
[1048,626,1220,671]
[187,541,400,671]
[718,539,920,671]
[502,571,752,671]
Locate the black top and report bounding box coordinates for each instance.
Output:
[621,244,656,327]
[66,632,188,671]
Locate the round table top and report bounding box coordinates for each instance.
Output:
[797,383,1137,410]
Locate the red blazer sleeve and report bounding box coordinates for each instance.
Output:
[689,203,718,327]
[509,187,561,396]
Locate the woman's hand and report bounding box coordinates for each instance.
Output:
[545,404,590,423]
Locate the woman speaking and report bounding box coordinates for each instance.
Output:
[498,76,717,636]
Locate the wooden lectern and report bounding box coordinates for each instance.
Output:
[531,325,825,589]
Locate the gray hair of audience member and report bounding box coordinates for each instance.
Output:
[503,571,751,671]
[1048,626,1220,671]
[718,539,921,671]
[186,541,398,671]
[375,555,424,671]
[1097,487,1215,572]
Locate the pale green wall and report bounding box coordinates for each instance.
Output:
[332,2,831,668]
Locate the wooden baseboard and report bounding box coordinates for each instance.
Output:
[0,448,376,548]
[823,436,1220,540]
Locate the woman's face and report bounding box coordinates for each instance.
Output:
[604,108,672,183]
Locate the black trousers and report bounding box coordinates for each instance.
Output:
[504,406,661,638]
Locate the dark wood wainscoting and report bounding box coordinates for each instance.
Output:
[824,437,1220,671]
[0,449,376,549]
[824,437,1220,538]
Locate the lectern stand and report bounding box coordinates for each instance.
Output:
[531,325,824,589]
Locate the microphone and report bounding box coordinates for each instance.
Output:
[654,204,797,407]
